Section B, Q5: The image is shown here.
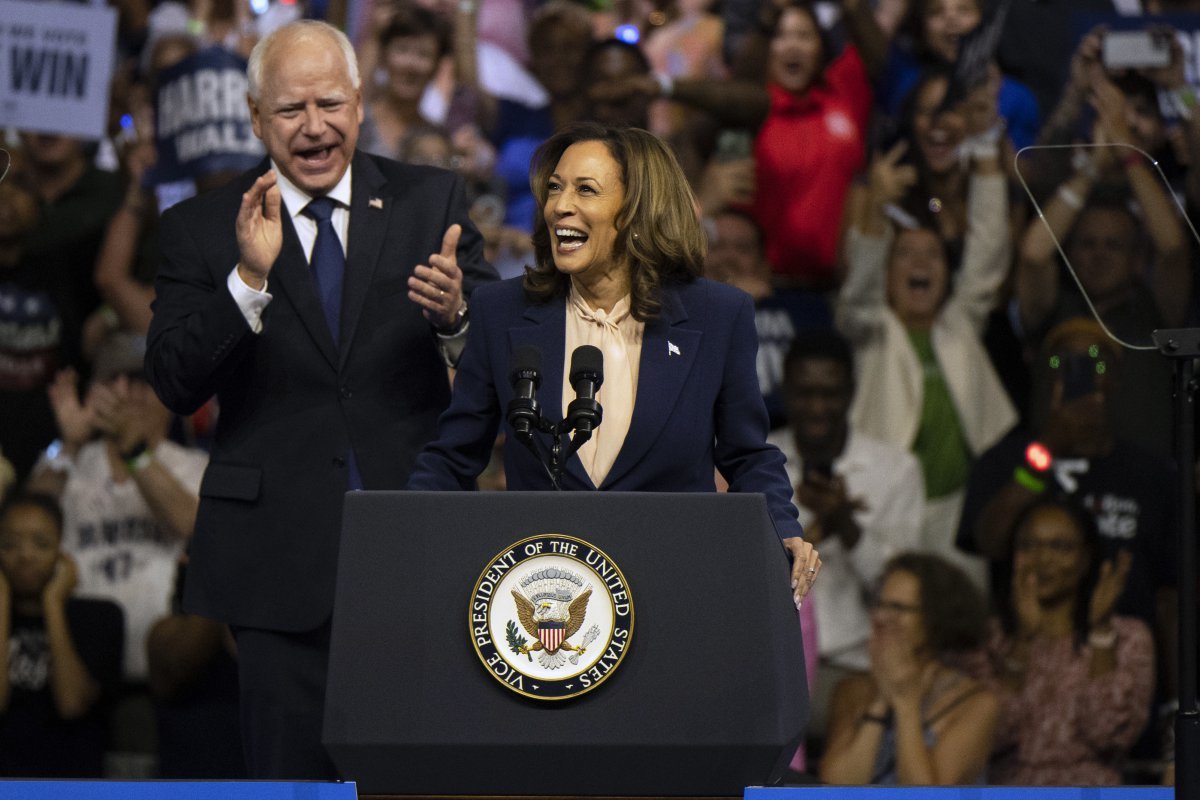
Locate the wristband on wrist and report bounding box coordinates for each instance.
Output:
[1013,465,1046,493]
[121,440,153,473]
[655,72,674,99]
[42,439,75,473]
[1071,149,1100,181]
[1088,626,1117,649]
[1056,185,1084,211]
[970,141,1000,162]
[435,300,469,335]
[1172,86,1198,121]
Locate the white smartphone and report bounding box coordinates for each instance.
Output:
[1103,30,1171,70]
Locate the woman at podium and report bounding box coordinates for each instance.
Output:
[408,122,820,605]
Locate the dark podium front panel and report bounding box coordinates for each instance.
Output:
[324,492,807,795]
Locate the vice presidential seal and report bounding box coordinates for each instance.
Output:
[469,534,634,700]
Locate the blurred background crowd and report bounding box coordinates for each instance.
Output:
[1,0,1198,785]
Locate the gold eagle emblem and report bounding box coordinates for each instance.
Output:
[512,587,592,668]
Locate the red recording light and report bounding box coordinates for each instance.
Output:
[1026,442,1052,472]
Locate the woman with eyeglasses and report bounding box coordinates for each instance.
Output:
[820,552,998,784]
[983,495,1153,785]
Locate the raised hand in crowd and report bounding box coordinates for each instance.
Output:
[1039,25,1106,148]
[793,471,866,549]
[1089,550,1134,629]
[1135,26,1186,93]
[697,156,756,215]
[869,140,918,206]
[869,620,926,707]
[1088,71,1138,153]
[90,375,155,455]
[94,94,158,334]
[855,139,917,235]
[45,369,95,458]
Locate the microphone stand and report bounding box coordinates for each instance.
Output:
[1152,329,1198,800]
[510,419,563,491]
[509,407,602,491]
[542,413,598,490]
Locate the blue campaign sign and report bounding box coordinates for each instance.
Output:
[0,781,358,800]
[0,0,117,139]
[151,45,264,184]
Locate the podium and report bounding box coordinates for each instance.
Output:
[323,492,808,796]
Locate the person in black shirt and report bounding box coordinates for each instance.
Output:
[0,492,123,777]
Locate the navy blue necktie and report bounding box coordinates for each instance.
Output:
[302,196,344,346]
[303,197,362,490]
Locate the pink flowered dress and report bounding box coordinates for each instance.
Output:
[981,616,1154,785]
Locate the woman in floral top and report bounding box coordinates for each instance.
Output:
[983,495,1154,784]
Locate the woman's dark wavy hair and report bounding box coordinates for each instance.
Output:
[998,493,1103,650]
[892,64,956,210]
[378,3,451,60]
[524,122,705,321]
[900,0,980,65]
[880,552,988,657]
[758,0,834,86]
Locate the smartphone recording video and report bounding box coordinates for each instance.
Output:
[1061,353,1098,401]
[1102,30,1171,70]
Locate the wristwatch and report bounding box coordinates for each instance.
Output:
[41,440,74,473]
[120,440,154,473]
[438,300,469,335]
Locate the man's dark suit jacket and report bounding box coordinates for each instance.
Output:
[146,151,494,632]
[408,276,804,540]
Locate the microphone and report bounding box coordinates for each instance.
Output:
[506,346,542,439]
[567,345,603,434]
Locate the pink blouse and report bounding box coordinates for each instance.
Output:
[981,616,1154,786]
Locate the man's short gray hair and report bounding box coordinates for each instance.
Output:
[246,20,361,101]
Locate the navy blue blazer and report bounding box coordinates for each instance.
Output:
[408,276,804,540]
[146,151,495,631]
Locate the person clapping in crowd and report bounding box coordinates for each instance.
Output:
[820,552,998,785]
[768,330,923,738]
[981,496,1154,785]
[28,332,207,774]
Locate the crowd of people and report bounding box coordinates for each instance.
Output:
[1,0,1194,785]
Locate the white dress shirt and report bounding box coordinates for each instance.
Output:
[769,428,925,670]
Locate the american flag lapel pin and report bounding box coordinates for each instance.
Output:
[668,341,680,356]
[369,197,384,209]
